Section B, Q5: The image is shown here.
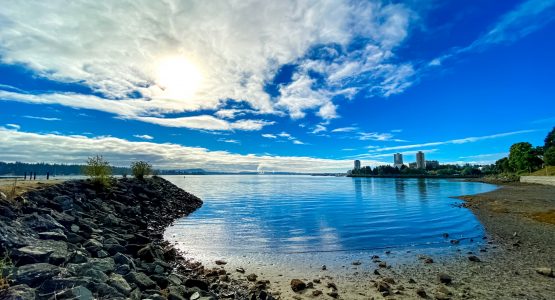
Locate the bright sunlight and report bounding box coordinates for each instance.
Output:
[156,57,203,99]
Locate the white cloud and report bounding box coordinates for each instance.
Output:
[368,130,536,152]
[23,115,61,121]
[133,134,154,140]
[5,124,20,130]
[0,0,415,123]
[261,134,277,139]
[292,140,306,145]
[311,124,327,134]
[0,128,383,172]
[331,127,359,133]
[218,138,240,144]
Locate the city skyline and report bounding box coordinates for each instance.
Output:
[1,1,554,172]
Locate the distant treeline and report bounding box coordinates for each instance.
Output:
[0,162,130,176]
[350,163,486,177]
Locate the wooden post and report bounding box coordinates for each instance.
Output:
[47,172,50,180]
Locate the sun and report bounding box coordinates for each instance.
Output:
[156,57,203,99]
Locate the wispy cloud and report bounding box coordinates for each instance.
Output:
[133,134,154,140]
[331,127,358,133]
[218,138,240,144]
[23,115,61,121]
[459,152,508,159]
[431,0,555,66]
[5,124,20,130]
[367,130,536,152]
[0,128,379,172]
[311,124,327,134]
[261,134,277,139]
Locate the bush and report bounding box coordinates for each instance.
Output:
[131,161,152,180]
[83,155,112,187]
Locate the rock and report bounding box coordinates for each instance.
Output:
[375,280,391,295]
[22,213,65,231]
[53,195,74,211]
[313,278,321,283]
[71,224,80,233]
[12,245,53,265]
[450,239,460,245]
[327,291,339,298]
[107,273,132,295]
[424,257,434,264]
[435,292,451,300]
[38,231,68,241]
[438,273,452,284]
[290,279,306,292]
[312,290,323,296]
[246,273,258,282]
[378,262,387,268]
[184,278,209,291]
[468,255,481,262]
[40,277,92,294]
[416,288,427,298]
[190,292,201,300]
[0,191,7,201]
[352,261,361,265]
[2,284,36,299]
[327,282,337,290]
[215,260,227,265]
[383,277,395,284]
[97,250,109,258]
[306,282,314,288]
[535,267,554,277]
[86,282,124,298]
[83,269,110,282]
[14,263,62,287]
[51,286,94,300]
[124,271,157,290]
[321,265,327,270]
[83,239,104,254]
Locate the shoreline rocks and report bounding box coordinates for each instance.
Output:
[0,177,270,299]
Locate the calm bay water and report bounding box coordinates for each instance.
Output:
[163,175,496,265]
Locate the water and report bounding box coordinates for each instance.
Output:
[163,175,496,268]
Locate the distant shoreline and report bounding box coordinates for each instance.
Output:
[347,174,480,179]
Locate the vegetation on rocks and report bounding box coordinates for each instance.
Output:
[83,155,112,187]
[131,161,152,180]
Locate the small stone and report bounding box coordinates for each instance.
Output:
[71,224,80,233]
[312,290,323,296]
[438,273,452,284]
[215,260,227,265]
[409,278,417,284]
[190,291,201,300]
[442,233,449,238]
[383,277,395,284]
[450,239,460,245]
[313,278,321,283]
[416,288,427,298]
[306,282,314,288]
[373,269,380,275]
[327,291,339,298]
[327,282,337,290]
[236,267,245,273]
[468,255,481,262]
[321,265,327,270]
[352,261,361,265]
[378,262,387,268]
[246,273,258,282]
[424,258,434,264]
[535,267,554,277]
[290,279,306,292]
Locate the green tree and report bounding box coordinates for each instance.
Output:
[545,127,555,149]
[83,155,112,187]
[508,142,542,173]
[131,161,152,180]
[545,146,555,166]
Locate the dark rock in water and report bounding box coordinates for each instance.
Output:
[375,280,391,295]
[468,255,481,262]
[215,259,227,265]
[438,273,453,284]
[290,279,306,292]
[2,284,36,299]
[51,286,93,300]
[125,271,157,290]
[184,278,209,291]
[312,290,323,296]
[321,265,327,270]
[14,263,63,287]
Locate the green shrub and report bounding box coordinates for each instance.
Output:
[83,155,112,187]
[545,147,555,166]
[131,161,152,180]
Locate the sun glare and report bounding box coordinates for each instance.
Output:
[156,57,203,99]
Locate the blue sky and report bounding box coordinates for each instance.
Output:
[0,0,554,172]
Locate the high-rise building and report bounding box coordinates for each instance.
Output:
[426,160,440,169]
[393,153,403,168]
[416,151,425,169]
[354,160,361,170]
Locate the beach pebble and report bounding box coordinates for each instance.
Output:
[378,262,387,268]
[416,288,427,298]
[246,273,257,282]
[313,278,321,283]
[290,279,306,292]
[535,267,554,277]
[438,273,453,284]
[352,261,361,265]
[468,255,481,262]
[321,265,327,270]
[312,290,323,296]
[215,260,227,265]
[327,291,339,298]
[236,267,245,273]
[327,282,338,290]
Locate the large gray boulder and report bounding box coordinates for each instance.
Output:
[14,263,62,287]
[2,284,36,300]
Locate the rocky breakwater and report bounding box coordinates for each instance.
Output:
[0,177,270,300]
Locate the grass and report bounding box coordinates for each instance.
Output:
[0,253,12,291]
[529,166,555,176]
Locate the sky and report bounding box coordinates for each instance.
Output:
[0,0,554,173]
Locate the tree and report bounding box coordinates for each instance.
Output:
[545,146,555,166]
[545,127,555,150]
[131,161,152,180]
[508,142,542,173]
[83,155,112,187]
